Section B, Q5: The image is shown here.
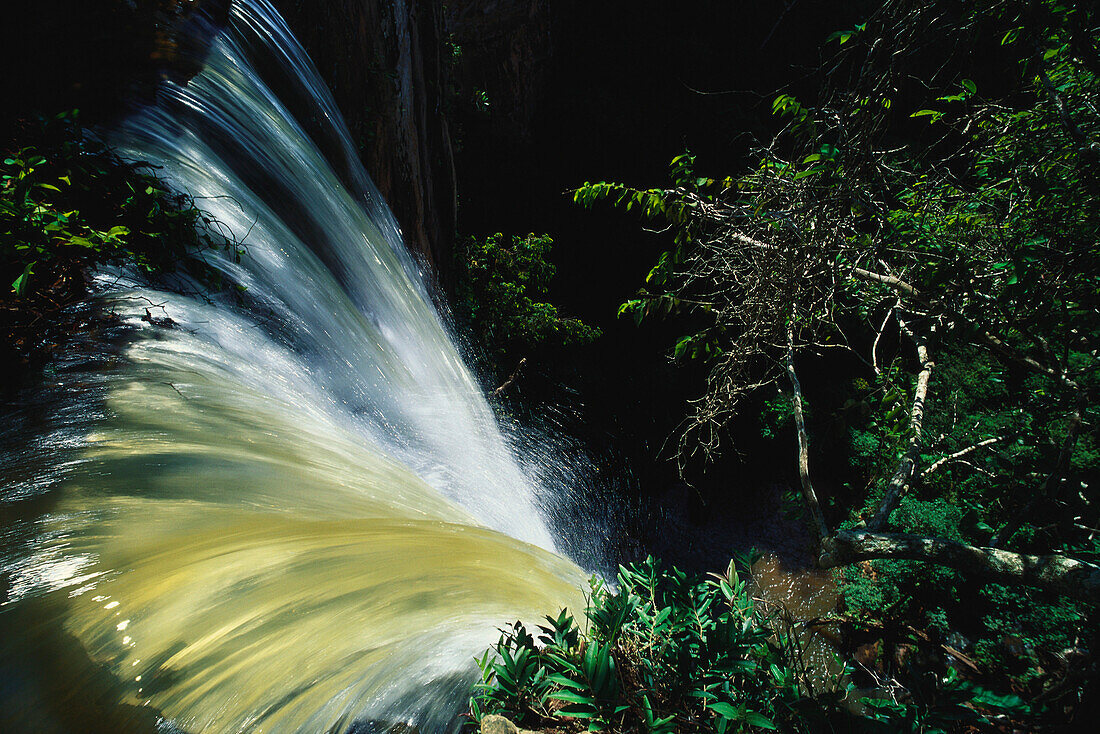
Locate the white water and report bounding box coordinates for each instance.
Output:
[0,2,587,731]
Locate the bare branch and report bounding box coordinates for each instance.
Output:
[919,435,1005,481]
[870,299,899,376]
[868,317,935,530]
[491,357,527,398]
[851,266,921,300]
[786,323,830,543]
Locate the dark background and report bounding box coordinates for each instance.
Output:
[447,1,872,534]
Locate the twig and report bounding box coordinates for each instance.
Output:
[919,436,1005,481]
[491,357,528,398]
[871,299,899,375]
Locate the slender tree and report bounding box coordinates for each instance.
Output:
[576,0,1100,604]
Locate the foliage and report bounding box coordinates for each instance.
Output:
[455,232,600,371]
[571,0,1100,719]
[2,111,232,302]
[472,88,492,115]
[471,556,1031,733]
[574,0,1099,467]
[835,341,1094,692]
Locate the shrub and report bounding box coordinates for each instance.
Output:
[470,556,1029,733]
[455,232,599,371]
[2,110,233,302]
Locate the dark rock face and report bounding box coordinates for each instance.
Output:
[446,0,553,148]
[4,0,229,126]
[271,0,457,284]
[6,1,461,285]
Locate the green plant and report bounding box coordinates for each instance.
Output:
[455,232,599,372]
[472,88,491,115]
[833,342,1094,695]
[471,556,1029,732]
[471,556,800,732]
[857,668,1033,734]
[571,6,1099,718]
[2,111,235,302]
[468,559,787,730]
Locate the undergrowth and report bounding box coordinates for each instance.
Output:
[454,232,599,376]
[2,110,240,371]
[2,111,240,297]
[470,556,1034,733]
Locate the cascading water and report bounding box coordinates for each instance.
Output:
[0,1,588,731]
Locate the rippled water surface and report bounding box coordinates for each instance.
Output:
[1,2,586,730]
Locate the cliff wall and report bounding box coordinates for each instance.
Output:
[271,0,457,282]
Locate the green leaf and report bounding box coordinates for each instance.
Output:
[546,672,586,688]
[743,712,777,730]
[556,705,598,718]
[549,690,596,705]
[674,336,691,359]
[11,261,35,296]
[709,702,740,720]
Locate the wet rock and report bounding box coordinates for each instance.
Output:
[855,640,881,669]
[480,714,520,734]
[5,1,229,124]
[479,714,544,734]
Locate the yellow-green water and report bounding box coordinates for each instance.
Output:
[0,1,587,729]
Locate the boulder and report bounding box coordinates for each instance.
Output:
[481,713,543,734]
[480,714,519,734]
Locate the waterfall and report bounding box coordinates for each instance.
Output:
[0,1,587,731]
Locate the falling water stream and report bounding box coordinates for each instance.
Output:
[0,1,587,731]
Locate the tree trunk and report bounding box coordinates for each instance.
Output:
[818,529,1100,606]
[786,327,829,543]
[868,322,934,531]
